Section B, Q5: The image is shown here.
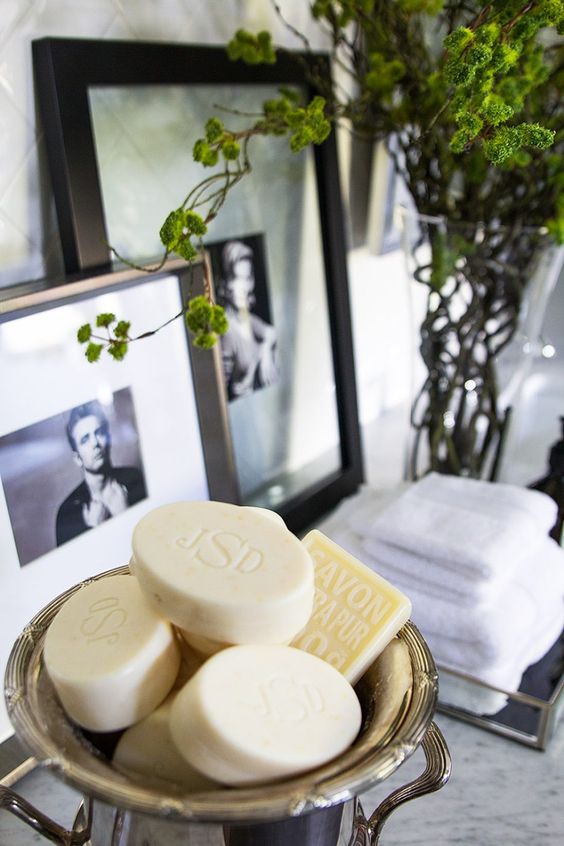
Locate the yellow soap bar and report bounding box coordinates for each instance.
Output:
[292,530,412,684]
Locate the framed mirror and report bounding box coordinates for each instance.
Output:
[32,37,363,533]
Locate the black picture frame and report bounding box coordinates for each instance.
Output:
[32,37,363,534]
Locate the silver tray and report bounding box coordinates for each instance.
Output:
[437,627,564,749]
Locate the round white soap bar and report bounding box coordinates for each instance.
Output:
[113,696,218,791]
[172,633,206,689]
[131,501,314,644]
[178,629,231,658]
[44,574,180,732]
[178,627,292,658]
[243,506,286,526]
[169,645,362,786]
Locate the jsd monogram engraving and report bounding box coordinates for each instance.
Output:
[79,596,127,645]
[243,676,325,722]
[175,528,263,573]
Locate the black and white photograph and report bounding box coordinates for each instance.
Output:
[0,387,147,567]
[206,234,280,402]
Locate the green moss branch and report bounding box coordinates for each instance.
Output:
[85,0,562,377]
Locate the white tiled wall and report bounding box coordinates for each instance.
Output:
[0,0,329,287]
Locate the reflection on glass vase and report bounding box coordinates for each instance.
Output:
[397,205,564,481]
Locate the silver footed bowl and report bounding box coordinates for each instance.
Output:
[4,566,439,823]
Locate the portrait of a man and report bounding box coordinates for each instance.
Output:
[0,387,147,566]
[56,400,147,546]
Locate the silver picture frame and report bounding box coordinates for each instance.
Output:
[0,256,238,757]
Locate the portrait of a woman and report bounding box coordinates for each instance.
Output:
[215,238,279,402]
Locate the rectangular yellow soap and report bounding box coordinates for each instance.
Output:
[291,530,412,684]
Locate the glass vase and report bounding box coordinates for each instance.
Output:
[396,205,563,481]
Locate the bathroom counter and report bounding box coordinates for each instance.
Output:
[1,712,563,844]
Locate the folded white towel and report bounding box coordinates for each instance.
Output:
[361,537,506,607]
[314,485,564,715]
[350,472,558,582]
[420,566,564,672]
[329,526,564,674]
[436,603,564,715]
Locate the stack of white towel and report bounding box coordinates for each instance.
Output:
[321,473,564,714]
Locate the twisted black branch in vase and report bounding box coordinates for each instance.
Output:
[408,219,551,480]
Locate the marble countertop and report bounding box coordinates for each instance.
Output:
[1,713,563,845]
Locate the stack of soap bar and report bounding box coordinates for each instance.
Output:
[131,501,314,645]
[169,644,362,786]
[40,502,413,792]
[172,636,206,689]
[113,696,218,791]
[43,575,180,732]
[292,531,412,684]
[178,630,235,658]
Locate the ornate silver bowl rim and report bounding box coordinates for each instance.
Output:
[4,566,438,823]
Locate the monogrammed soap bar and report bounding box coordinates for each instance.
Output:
[131,501,314,645]
[169,644,362,786]
[292,530,412,684]
[113,695,218,790]
[44,575,180,732]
